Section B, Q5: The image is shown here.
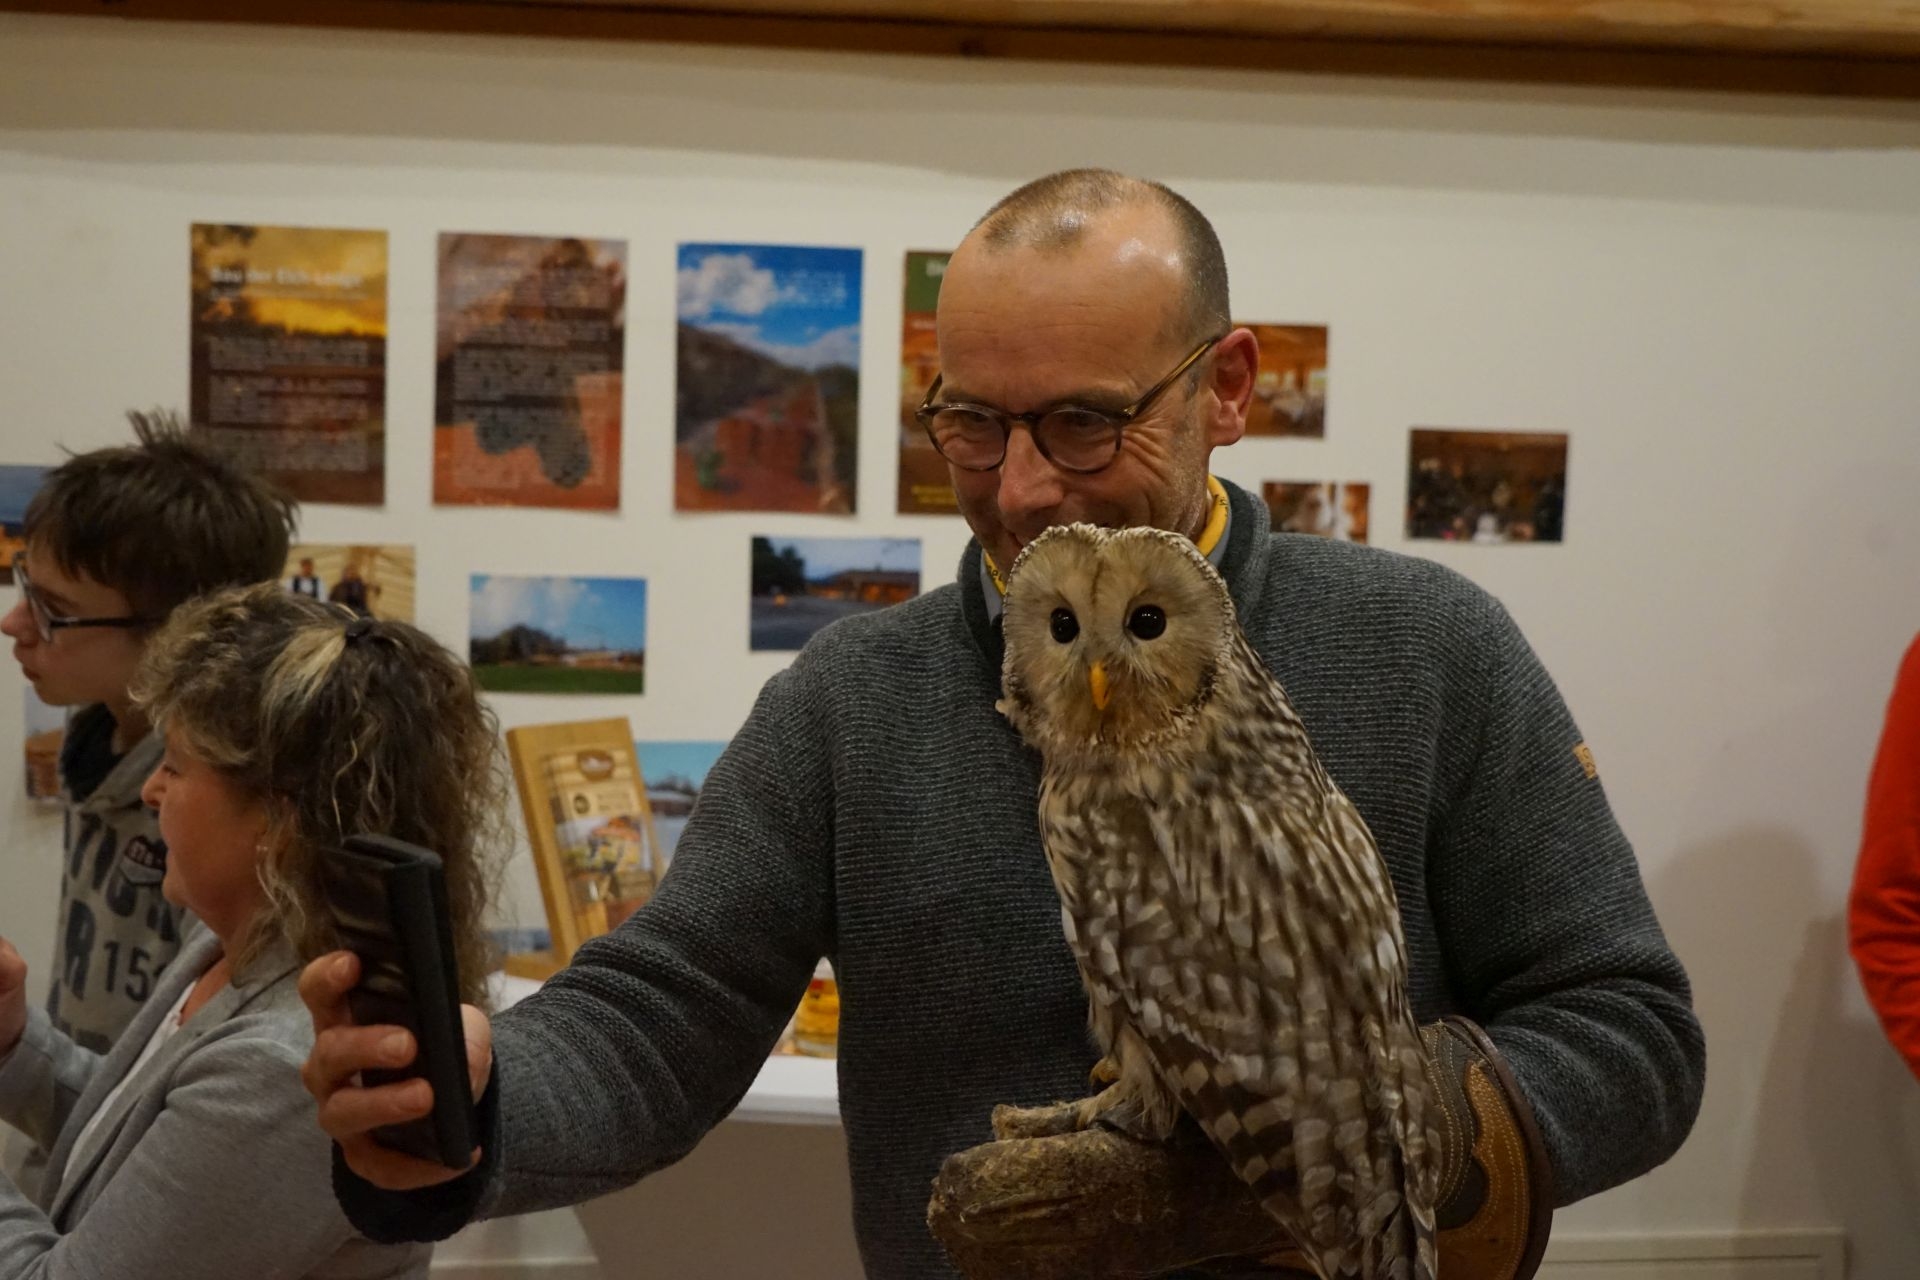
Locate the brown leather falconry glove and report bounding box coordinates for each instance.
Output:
[1417,1016,1555,1280]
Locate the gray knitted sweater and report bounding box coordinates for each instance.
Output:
[340,480,1704,1276]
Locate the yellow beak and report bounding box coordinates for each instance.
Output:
[1089,661,1111,712]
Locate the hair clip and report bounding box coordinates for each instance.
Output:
[343,617,376,644]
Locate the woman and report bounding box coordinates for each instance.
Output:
[0,583,500,1277]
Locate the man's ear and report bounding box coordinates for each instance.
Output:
[1203,327,1258,448]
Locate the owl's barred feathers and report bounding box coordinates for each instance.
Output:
[999,523,1439,1280]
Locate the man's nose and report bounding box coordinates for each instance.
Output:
[997,426,1065,526]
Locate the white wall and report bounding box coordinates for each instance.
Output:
[3,13,1919,1278]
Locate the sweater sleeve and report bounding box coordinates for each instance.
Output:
[335,658,836,1238]
[1848,633,1920,1082]
[1428,596,1705,1206]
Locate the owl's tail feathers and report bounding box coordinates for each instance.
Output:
[1351,1187,1434,1280]
[1407,1194,1440,1280]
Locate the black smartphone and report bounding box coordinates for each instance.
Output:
[319,834,476,1169]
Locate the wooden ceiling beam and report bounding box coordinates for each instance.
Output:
[5,0,1918,98]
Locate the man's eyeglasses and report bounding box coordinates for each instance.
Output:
[12,558,155,644]
[916,335,1224,475]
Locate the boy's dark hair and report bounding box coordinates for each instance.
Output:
[23,409,298,622]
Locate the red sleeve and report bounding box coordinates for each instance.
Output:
[1850,633,1920,1082]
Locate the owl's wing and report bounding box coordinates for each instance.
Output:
[1084,774,1429,1275]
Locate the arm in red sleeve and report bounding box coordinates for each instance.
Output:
[1850,633,1920,1082]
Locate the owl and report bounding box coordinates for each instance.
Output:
[995,523,1438,1280]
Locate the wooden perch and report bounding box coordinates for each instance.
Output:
[927,1103,1315,1280]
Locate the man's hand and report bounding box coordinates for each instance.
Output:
[0,939,28,1057]
[298,950,494,1190]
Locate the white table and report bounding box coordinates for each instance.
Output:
[479,971,863,1277]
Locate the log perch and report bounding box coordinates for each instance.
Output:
[927,1103,1314,1279]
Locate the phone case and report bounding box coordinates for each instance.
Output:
[320,834,476,1169]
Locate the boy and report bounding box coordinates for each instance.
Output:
[2,410,296,1056]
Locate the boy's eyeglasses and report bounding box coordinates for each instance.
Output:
[12,557,156,644]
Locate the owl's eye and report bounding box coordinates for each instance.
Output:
[1127,605,1167,640]
[1049,608,1079,644]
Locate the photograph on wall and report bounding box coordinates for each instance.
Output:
[896,250,956,515]
[189,223,388,504]
[1241,323,1328,438]
[1262,481,1371,544]
[750,536,920,652]
[284,543,415,621]
[1406,428,1568,544]
[470,574,647,694]
[24,682,63,804]
[504,718,665,967]
[634,739,727,868]
[675,243,861,515]
[433,233,626,510]
[0,465,50,583]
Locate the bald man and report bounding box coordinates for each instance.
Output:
[301,172,1702,1279]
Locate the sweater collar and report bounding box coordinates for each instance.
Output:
[956,475,1273,672]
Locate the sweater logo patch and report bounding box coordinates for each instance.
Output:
[1573,742,1598,780]
[120,835,167,886]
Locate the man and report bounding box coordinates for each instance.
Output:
[288,556,323,599]
[328,563,374,617]
[301,172,1704,1277]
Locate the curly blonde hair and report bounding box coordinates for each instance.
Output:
[133,583,503,1004]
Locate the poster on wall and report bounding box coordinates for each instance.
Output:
[675,243,861,515]
[189,223,388,505]
[750,535,920,652]
[1406,428,1568,544]
[284,543,415,621]
[1262,481,1371,544]
[1241,323,1328,438]
[433,233,626,510]
[897,250,956,515]
[634,740,727,867]
[24,682,63,804]
[0,465,50,583]
[504,718,665,969]
[469,573,647,694]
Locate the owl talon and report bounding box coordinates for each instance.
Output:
[990,1101,1090,1141]
[1089,1056,1120,1087]
[1091,1091,1178,1144]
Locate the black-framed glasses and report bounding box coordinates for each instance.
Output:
[916,334,1225,474]
[12,558,155,644]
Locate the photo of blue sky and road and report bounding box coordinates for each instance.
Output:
[676,243,862,515]
[749,536,920,652]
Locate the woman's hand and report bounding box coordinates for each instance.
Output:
[0,939,29,1057]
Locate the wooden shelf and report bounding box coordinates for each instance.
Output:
[6,0,1920,97]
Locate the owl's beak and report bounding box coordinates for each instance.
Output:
[1088,661,1111,711]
